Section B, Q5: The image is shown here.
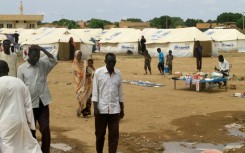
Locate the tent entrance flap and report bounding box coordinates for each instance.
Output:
[193,41,212,57]
[58,42,81,61]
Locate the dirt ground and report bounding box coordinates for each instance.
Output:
[18,51,245,153]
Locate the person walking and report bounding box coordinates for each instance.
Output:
[17,45,58,153]
[72,50,94,117]
[157,48,165,75]
[92,53,124,153]
[0,60,42,153]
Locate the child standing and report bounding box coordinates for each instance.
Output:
[81,59,95,117]
[166,50,174,75]
[144,50,152,74]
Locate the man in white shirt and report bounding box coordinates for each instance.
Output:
[215,55,230,86]
[0,39,17,77]
[92,53,124,153]
[0,60,42,153]
[17,45,58,153]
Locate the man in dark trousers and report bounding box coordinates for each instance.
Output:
[195,41,202,72]
[17,45,58,153]
[157,48,165,75]
[140,35,146,53]
[92,53,124,153]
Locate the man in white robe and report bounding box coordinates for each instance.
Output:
[0,60,42,153]
[0,130,3,153]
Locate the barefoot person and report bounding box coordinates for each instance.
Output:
[166,50,174,75]
[144,50,152,74]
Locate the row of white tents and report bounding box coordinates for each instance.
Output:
[0,27,245,60]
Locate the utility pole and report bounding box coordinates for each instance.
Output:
[243,12,245,31]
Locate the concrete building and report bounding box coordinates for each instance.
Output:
[196,22,237,31]
[119,21,150,30]
[0,1,43,29]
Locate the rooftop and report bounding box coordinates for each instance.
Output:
[0,15,43,21]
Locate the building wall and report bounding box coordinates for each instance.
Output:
[0,20,37,29]
[104,24,117,29]
[119,21,150,30]
[77,21,87,28]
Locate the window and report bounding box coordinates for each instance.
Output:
[7,24,12,28]
[29,24,35,29]
[0,24,3,28]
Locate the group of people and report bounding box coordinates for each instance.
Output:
[143,39,229,86]
[0,35,231,153]
[140,35,174,75]
[72,50,124,153]
[0,37,125,153]
[194,40,230,87]
[143,47,174,75]
[0,41,57,153]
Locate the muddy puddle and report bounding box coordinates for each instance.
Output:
[163,141,244,153]
[163,122,245,153]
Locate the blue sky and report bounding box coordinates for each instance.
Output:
[1,0,245,22]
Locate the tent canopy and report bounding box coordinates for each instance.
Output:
[204,29,245,41]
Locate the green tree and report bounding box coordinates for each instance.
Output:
[236,18,244,29]
[88,18,111,29]
[207,19,217,23]
[217,12,242,23]
[185,18,203,27]
[114,22,119,27]
[149,16,171,28]
[125,18,142,22]
[170,17,185,28]
[52,19,80,29]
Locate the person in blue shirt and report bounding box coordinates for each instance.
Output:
[157,48,164,75]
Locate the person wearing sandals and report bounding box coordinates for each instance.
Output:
[81,59,95,117]
[72,50,94,117]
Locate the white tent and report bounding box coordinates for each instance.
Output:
[69,28,102,39]
[0,28,24,35]
[0,34,7,42]
[142,27,214,57]
[22,28,94,60]
[204,29,245,53]
[98,28,141,53]
[68,29,97,53]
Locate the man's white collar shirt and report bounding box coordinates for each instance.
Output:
[17,58,58,108]
[92,66,124,114]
